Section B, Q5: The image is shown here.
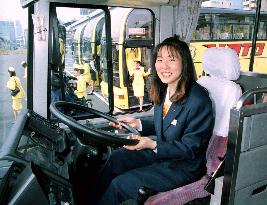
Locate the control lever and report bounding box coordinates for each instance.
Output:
[137,186,157,205]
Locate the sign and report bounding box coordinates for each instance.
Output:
[128,28,146,36]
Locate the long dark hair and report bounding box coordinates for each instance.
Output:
[150,36,196,105]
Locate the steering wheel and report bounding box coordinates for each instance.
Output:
[50,101,139,146]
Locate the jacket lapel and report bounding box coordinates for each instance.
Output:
[154,104,163,140]
[162,103,184,132]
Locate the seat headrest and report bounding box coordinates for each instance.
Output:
[202,47,240,80]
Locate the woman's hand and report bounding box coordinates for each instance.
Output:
[123,135,157,151]
[109,117,140,130]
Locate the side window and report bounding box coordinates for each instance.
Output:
[192,14,211,41]
[53,7,111,114]
[112,45,119,87]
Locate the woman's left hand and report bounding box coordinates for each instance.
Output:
[123,135,156,151]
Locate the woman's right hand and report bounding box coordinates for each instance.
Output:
[109,117,140,130]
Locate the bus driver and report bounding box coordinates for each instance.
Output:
[92,36,214,205]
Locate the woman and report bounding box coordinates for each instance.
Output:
[6,67,26,121]
[21,61,27,78]
[89,54,97,94]
[73,65,87,100]
[130,60,150,111]
[94,36,214,205]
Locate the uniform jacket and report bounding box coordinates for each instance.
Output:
[74,75,87,98]
[140,82,214,175]
[6,76,25,99]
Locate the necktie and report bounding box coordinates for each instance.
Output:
[162,101,170,118]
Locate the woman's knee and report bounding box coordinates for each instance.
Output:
[110,174,139,200]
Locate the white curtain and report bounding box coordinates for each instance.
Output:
[175,0,203,43]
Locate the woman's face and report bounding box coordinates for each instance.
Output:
[155,46,182,88]
[74,70,80,77]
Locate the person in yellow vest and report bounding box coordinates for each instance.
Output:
[130,59,150,111]
[82,58,91,86]
[6,67,26,121]
[21,61,27,78]
[73,65,87,101]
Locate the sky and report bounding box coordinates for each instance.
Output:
[0,0,81,29]
[0,0,28,28]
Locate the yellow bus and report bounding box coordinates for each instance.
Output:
[191,8,267,77]
[75,7,267,110]
[74,7,154,110]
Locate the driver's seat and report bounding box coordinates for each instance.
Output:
[144,47,242,205]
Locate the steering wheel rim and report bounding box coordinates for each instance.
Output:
[50,101,139,146]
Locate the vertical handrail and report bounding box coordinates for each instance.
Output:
[249,0,262,71]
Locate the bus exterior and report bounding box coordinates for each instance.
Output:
[191,8,267,78]
[99,7,154,110]
[75,7,154,110]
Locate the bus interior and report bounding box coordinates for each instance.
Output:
[0,0,267,205]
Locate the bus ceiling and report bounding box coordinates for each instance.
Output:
[21,0,181,8]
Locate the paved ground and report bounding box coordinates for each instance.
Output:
[0,53,27,149]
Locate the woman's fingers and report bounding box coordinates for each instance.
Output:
[109,121,122,129]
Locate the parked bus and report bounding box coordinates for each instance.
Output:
[73,7,154,110]
[74,7,267,109]
[192,8,267,77]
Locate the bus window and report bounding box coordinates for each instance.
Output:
[258,21,267,39]
[233,24,248,40]
[52,7,111,114]
[192,13,212,41]
[98,7,154,110]
[112,44,120,87]
[125,9,153,40]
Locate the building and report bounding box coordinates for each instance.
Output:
[80,8,93,15]
[243,0,267,11]
[243,0,256,10]
[202,0,243,9]
[0,21,16,42]
[15,20,23,39]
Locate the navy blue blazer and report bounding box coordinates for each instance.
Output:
[140,82,214,176]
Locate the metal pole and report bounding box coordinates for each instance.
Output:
[249,0,262,72]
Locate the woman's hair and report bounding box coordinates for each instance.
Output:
[21,61,27,68]
[150,35,196,105]
[74,68,84,74]
[8,71,16,77]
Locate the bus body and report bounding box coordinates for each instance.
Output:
[73,7,154,110]
[75,7,267,107]
[192,8,267,77]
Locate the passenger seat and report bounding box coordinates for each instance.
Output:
[144,47,242,205]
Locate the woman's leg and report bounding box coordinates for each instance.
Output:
[13,110,18,121]
[139,96,144,111]
[92,148,157,204]
[98,161,196,205]
[12,99,22,121]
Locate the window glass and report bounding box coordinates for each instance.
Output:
[125,9,153,40]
